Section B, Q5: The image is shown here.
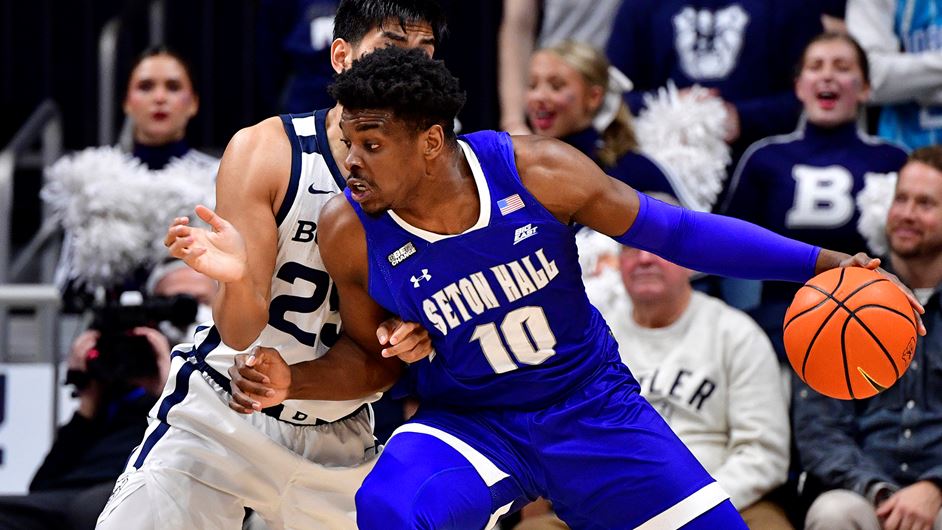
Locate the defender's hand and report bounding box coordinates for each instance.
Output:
[165,205,248,283]
[228,346,291,414]
[377,318,435,363]
[837,252,926,336]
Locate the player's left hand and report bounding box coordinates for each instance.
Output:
[376,318,434,364]
[228,346,290,414]
[837,252,926,336]
[876,480,942,530]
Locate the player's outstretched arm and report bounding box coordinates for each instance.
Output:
[203,118,286,349]
[511,135,925,330]
[231,194,404,407]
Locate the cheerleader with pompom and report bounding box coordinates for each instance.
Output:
[42,47,217,307]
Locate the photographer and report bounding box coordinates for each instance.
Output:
[0,261,215,530]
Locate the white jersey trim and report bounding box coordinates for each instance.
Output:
[389,423,509,487]
[388,422,512,529]
[634,481,729,530]
[387,140,492,243]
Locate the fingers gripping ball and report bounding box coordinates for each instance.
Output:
[784,267,918,400]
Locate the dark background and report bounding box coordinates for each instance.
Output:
[0,0,504,248]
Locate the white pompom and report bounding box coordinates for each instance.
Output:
[42,147,217,289]
[634,82,731,212]
[855,172,897,256]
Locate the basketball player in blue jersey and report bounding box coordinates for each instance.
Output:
[293,47,923,529]
[95,2,445,529]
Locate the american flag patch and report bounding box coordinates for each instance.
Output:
[497,194,525,216]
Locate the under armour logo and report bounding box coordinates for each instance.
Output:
[411,269,431,288]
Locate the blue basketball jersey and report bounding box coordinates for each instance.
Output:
[346,130,624,409]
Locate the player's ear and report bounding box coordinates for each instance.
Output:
[330,39,354,74]
[423,125,445,160]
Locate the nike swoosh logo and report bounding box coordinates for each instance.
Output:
[858,367,889,394]
[308,184,334,195]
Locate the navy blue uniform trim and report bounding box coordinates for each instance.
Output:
[190,326,367,427]
[276,112,309,226]
[132,357,197,469]
[314,107,347,191]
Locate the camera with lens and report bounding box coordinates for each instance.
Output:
[75,292,197,388]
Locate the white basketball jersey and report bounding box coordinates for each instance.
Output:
[197,109,378,424]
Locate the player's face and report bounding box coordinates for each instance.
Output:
[123,54,198,146]
[619,247,691,305]
[340,109,424,214]
[349,20,436,65]
[526,50,601,138]
[796,39,869,128]
[886,161,942,259]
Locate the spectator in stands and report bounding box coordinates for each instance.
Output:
[606,0,822,159]
[525,40,685,204]
[43,46,216,310]
[613,193,792,529]
[0,261,216,530]
[498,0,623,134]
[721,32,909,360]
[515,193,793,530]
[793,147,942,530]
[848,0,942,150]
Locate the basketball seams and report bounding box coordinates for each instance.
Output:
[801,303,844,379]
[853,304,919,334]
[783,288,834,332]
[798,269,853,379]
[784,268,850,332]
[793,277,890,352]
[849,304,918,375]
[786,268,917,400]
[839,314,857,399]
[795,276,891,383]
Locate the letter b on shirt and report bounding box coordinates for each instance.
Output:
[786,165,854,228]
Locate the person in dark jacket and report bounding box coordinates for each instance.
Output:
[793,147,942,530]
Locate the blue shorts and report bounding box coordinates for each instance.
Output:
[356,361,744,529]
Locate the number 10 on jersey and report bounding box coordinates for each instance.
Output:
[470,306,557,374]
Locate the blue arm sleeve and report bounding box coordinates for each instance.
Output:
[616,191,821,282]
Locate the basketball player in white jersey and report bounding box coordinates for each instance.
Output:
[95,2,446,529]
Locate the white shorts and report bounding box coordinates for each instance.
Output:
[96,355,378,530]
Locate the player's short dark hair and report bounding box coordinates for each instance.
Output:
[909,145,942,174]
[329,46,466,139]
[333,0,446,46]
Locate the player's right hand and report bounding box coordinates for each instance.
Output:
[228,346,291,414]
[165,205,248,284]
[377,318,434,363]
[836,251,927,336]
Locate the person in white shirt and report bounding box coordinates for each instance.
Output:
[609,193,793,529]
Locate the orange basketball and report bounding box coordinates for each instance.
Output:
[783,267,918,400]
